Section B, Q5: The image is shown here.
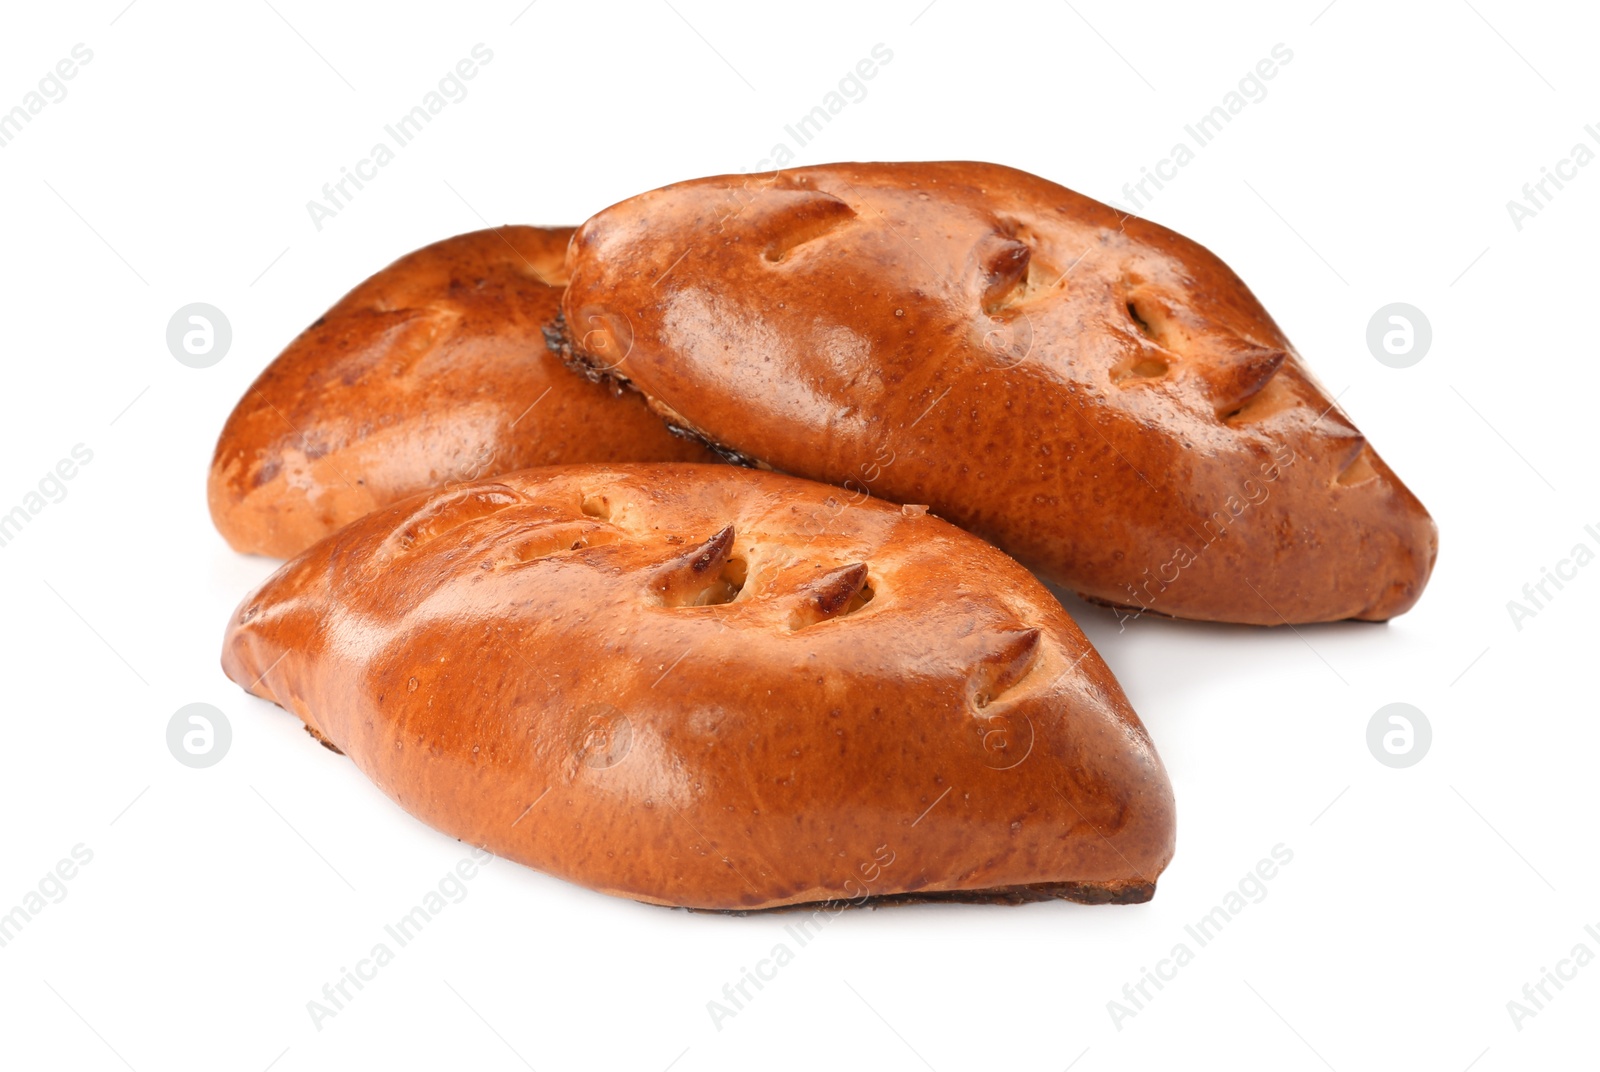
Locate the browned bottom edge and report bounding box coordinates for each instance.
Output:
[303,724,344,755]
[1078,592,1398,628]
[679,879,1157,915]
[1075,593,1188,622]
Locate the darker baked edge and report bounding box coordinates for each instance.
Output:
[680,879,1157,915]
[542,313,764,470]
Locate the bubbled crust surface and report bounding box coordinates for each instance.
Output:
[560,163,1438,625]
[221,463,1175,910]
[208,226,713,559]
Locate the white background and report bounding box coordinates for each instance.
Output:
[1,1,1595,1069]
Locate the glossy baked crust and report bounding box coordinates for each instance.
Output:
[208,226,713,558]
[221,463,1176,910]
[558,163,1438,625]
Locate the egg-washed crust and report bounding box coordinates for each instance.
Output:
[208,226,715,559]
[223,463,1175,911]
[560,162,1438,625]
